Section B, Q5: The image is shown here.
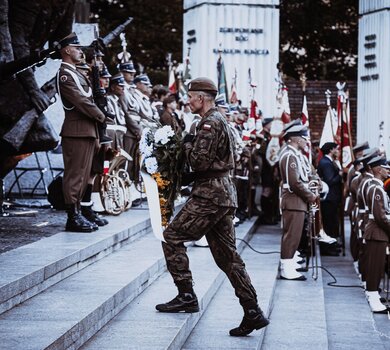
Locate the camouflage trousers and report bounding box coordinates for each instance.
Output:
[162,196,258,310]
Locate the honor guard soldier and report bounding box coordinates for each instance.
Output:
[106,74,128,150]
[364,156,390,313]
[356,149,380,284]
[132,74,160,127]
[155,77,270,337]
[279,124,318,280]
[56,33,109,232]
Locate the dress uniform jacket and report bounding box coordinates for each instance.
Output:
[58,62,105,137]
[364,178,390,242]
[106,93,127,150]
[57,62,105,205]
[279,145,314,211]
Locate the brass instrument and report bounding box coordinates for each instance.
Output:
[97,149,133,215]
[307,179,321,280]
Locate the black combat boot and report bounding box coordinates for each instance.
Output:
[229,306,269,336]
[81,204,108,226]
[155,292,199,313]
[65,204,95,233]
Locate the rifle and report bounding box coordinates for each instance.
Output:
[0,47,59,80]
[2,17,133,151]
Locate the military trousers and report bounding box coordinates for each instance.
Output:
[62,137,98,205]
[365,240,387,291]
[162,195,258,310]
[281,210,306,259]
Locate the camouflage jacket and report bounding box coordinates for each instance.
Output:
[183,107,237,208]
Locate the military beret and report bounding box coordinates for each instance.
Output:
[353,141,369,153]
[367,155,390,169]
[320,142,338,154]
[100,65,112,78]
[188,77,218,95]
[283,124,309,139]
[134,74,152,86]
[119,60,136,73]
[56,32,82,50]
[110,73,125,86]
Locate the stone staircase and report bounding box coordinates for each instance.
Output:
[1,208,387,350]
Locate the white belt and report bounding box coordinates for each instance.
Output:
[358,209,366,213]
[368,214,374,219]
[282,184,290,189]
[107,125,127,133]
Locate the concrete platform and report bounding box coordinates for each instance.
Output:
[0,208,153,315]
[81,218,258,350]
[183,226,281,350]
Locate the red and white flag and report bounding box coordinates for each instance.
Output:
[168,68,176,93]
[336,86,353,168]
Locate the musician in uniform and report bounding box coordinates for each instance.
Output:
[57,33,108,232]
[155,77,269,337]
[364,156,390,313]
[278,124,318,280]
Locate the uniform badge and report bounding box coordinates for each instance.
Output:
[290,162,297,169]
[60,75,68,82]
[375,194,381,201]
[202,124,212,131]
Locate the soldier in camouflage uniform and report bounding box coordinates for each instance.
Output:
[155,77,269,337]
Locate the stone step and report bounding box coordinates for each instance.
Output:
[261,242,328,349]
[0,229,167,350]
[81,218,258,350]
[183,226,281,350]
[0,208,153,315]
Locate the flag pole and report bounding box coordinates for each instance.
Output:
[337,82,346,256]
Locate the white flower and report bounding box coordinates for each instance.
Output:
[154,125,175,145]
[139,128,153,156]
[144,157,158,174]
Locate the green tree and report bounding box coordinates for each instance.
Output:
[280,0,358,80]
[89,0,183,85]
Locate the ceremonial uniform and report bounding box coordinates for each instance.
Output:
[279,144,315,260]
[363,156,390,313]
[58,62,104,206]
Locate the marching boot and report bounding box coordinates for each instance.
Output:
[65,204,95,233]
[229,306,269,336]
[155,293,199,313]
[280,259,307,281]
[156,282,199,313]
[366,291,389,314]
[81,204,108,226]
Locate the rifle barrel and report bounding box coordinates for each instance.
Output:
[101,17,133,46]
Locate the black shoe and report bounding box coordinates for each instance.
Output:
[132,198,142,207]
[81,205,108,226]
[155,293,199,313]
[229,307,269,336]
[99,134,113,145]
[65,213,95,232]
[320,249,339,256]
